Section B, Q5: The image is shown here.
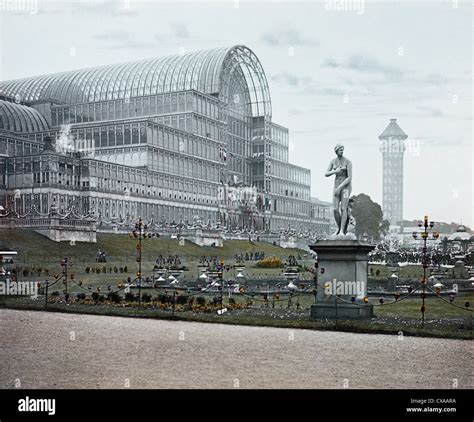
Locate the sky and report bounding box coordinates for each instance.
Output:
[0,0,472,227]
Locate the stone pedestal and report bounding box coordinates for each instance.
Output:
[309,239,375,319]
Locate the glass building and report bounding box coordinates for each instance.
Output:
[0,45,330,234]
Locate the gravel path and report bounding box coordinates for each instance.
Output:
[0,309,472,389]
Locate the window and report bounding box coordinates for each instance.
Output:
[116,125,123,145]
[64,108,70,124]
[108,102,114,120]
[157,95,163,114]
[101,127,108,147]
[95,103,102,121]
[178,93,185,112]
[108,126,115,147]
[171,94,177,112]
[129,99,136,117]
[164,94,170,113]
[115,101,122,119]
[150,96,157,114]
[93,128,100,148]
[135,98,142,115]
[139,123,147,144]
[132,124,139,144]
[124,125,131,144]
[102,102,107,120]
[76,106,82,123]
[51,109,58,126]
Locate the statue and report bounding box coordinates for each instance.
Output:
[325,143,353,236]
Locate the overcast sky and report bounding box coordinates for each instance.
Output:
[0,0,472,227]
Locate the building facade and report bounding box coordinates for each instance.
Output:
[379,118,407,226]
[0,46,328,234]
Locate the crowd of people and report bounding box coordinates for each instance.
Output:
[369,243,472,266]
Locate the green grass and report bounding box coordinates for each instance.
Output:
[368,263,470,279]
[1,292,472,340]
[1,294,471,340]
[0,229,305,264]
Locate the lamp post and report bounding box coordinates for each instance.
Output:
[60,257,70,302]
[412,215,439,327]
[130,218,157,306]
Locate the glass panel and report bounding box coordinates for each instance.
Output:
[102,102,108,120]
[63,107,70,124]
[115,101,122,119]
[171,93,177,113]
[108,102,114,120]
[164,94,170,113]
[143,97,149,115]
[157,95,163,114]
[132,123,139,144]
[108,126,115,147]
[77,105,84,123]
[101,127,107,147]
[136,98,142,116]
[116,125,123,145]
[95,103,101,121]
[93,127,100,148]
[129,99,136,118]
[124,125,131,144]
[139,123,147,144]
[178,93,185,112]
[51,109,57,127]
[150,95,157,115]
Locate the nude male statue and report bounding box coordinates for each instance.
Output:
[325,143,353,236]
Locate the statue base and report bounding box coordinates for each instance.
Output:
[309,239,375,320]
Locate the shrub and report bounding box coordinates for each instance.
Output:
[51,291,59,296]
[125,292,136,302]
[157,294,168,304]
[256,256,282,268]
[196,296,206,306]
[177,295,188,305]
[228,297,236,305]
[22,269,29,277]
[76,293,86,300]
[108,291,121,303]
[91,292,100,302]
[119,267,124,273]
[123,266,128,273]
[102,266,107,273]
[141,293,152,303]
[85,267,90,273]
[113,266,118,273]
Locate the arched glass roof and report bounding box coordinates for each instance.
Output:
[0,45,272,119]
[0,100,50,133]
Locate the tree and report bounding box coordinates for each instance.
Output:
[350,193,389,240]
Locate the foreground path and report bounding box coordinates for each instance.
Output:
[0,309,472,389]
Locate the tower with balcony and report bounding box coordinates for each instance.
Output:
[379,118,407,226]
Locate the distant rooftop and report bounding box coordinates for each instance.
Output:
[379,118,408,140]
